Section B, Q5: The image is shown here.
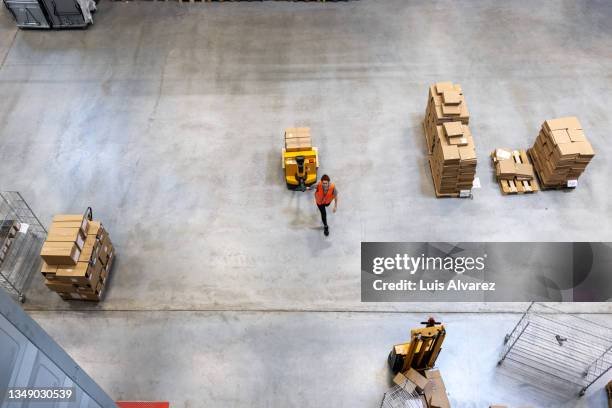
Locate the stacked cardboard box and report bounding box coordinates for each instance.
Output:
[393,368,451,408]
[284,127,312,152]
[0,220,20,267]
[529,117,595,189]
[424,81,470,154]
[429,121,477,196]
[491,149,539,194]
[40,215,115,302]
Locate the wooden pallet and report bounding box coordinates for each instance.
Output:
[492,149,539,195]
[527,148,578,191]
[427,156,471,198]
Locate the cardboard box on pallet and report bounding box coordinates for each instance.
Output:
[40,241,81,265]
[492,149,539,195]
[529,116,595,189]
[55,260,103,287]
[42,216,114,302]
[87,221,102,237]
[424,82,470,155]
[46,226,86,251]
[429,120,477,196]
[52,214,89,235]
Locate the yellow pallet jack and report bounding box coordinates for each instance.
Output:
[282,127,319,191]
[388,317,446,374]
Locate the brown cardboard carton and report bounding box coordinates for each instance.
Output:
[87,221,102,237]
[441,104,461,116]
[545,116,582,131]
[55,260,102,286]
[567,128,587,142]
[41,242,80,265]
[392,372,408,386]
[550,129,571,145]
[435,82,454,94]
[52,214,89,235]
[515,163,534,180]
[78,235,98,263]
[40,261,58,277]
[46,226,86,251]
[424,370,450,408]
[97,235,113,266]
[45,279,76,293]
[404,368,429,393]
[496,160,516,179]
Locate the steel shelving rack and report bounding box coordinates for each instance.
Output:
[0,192,46,303]
[498,302,612,396]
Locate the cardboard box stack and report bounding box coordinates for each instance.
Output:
[424,81,470,155]
[0,220,20,267]
[491,148,539,194]
[429,121,477,196]
[528,116,595,189]
[40,215,115,302]
[284,127,312,152]
[423,82,476,197]
[393,368,451,408]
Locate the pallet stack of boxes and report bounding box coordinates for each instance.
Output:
[393,368,450,408]
[284,127,312,152]
[528,116,595,189]
[39,214,114,301]
[423,82,477,197]
[0,220,20,267]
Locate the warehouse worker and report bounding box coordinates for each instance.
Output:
[310,174,338,237]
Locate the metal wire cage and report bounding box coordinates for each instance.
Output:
[498,302,612,396]
[0,192,46,303]
[380,379,426,408]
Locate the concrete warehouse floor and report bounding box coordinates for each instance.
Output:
[0,0,611,407]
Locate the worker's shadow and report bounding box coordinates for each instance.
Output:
[286,189,322,231]
[269,147,321,231]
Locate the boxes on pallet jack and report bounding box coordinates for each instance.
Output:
[40,209,115,302]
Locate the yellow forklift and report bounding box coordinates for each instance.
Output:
[388,317,446,374]
[282,127,318,191]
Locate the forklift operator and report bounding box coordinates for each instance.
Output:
[310,174,338,237]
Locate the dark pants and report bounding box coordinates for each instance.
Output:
[317,203,330,227]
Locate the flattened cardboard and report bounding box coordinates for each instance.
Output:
[443,121,463,137]
[545,116,582,131]
[404,368,429,392]
[442,90,461,105]
[435,82,454,94]
[550,129,571,145]
[441,104,461,116]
